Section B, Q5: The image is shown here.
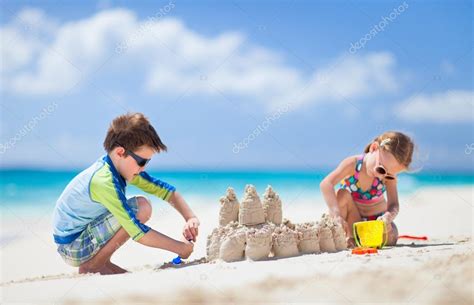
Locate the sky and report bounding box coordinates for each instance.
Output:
[0,0,473,171]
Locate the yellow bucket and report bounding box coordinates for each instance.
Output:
[353,220,387,249]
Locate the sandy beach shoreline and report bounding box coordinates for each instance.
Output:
[1,186,472,304]
[1,1,472,303]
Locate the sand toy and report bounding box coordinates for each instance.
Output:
[353,220,387,249]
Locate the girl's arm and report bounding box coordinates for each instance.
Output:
[380,178,400,224]
[319,156,357,217]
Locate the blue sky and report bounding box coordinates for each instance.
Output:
[0,0,473,171]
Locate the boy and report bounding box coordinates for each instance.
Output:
[52,113,199,275]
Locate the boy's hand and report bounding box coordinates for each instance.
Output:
[183,217,200,242]
[179,239,194,259]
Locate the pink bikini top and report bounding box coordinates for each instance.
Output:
[340,154,386,204]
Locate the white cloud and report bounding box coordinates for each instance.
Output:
[395,90,474,123]
[0,8,56,74]
[440,60,455,76]
[288,52,397,108]
[1,7,400,110]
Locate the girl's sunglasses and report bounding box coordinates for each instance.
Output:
[375,150,396,180]
[116,143,151,167]
[375,165,396,180]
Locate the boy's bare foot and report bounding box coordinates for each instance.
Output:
[106,261,128,274]
[79,264,114,275]
[79,258,125,275]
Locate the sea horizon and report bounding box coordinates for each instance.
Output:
[2,168,472,214]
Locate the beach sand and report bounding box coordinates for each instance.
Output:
[1,186,472,304]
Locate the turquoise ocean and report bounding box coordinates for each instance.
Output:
[1,169,473,215]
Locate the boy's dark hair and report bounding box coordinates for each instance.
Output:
[103,112,167,153]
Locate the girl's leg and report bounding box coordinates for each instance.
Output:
[385,222,399,246]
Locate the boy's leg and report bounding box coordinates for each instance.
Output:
[79,197,152,274]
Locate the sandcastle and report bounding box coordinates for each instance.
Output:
[206,184,347,262]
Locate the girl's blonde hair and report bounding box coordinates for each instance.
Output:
[364,131,414,169]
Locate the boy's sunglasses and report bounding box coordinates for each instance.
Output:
[128,150,151,167]
[116,143,151,167]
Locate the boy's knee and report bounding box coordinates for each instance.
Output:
[135,196,152,223]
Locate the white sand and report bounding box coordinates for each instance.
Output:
[1,186,473,304]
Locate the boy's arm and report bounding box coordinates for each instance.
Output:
[138,229,194,259]
[90,171,150,241]
[130,172,176,201]
[92,171,193,257]
[131,171,200,241]
[168,191,200,241]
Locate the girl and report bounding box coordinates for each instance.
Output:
[320,131,414,247]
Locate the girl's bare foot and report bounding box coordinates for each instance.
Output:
[346,237,357,248]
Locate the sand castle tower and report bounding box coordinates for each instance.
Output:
[262,185,283,225]
[206,227,222,261]
[218,187,240,227]
[329,218,347,251]
[207,222,246,262]
[245,224,274,261]
[295,222,320,254]
[318,213,345,253]
[218,225,246,262]
[239,185,265,226]
[272,224,300,258]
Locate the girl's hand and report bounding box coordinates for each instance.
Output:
[183,217,200,242]
[332,214,349,236]
[376,214,386,223]
[377,213,393,232]
[377,212,393,224]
